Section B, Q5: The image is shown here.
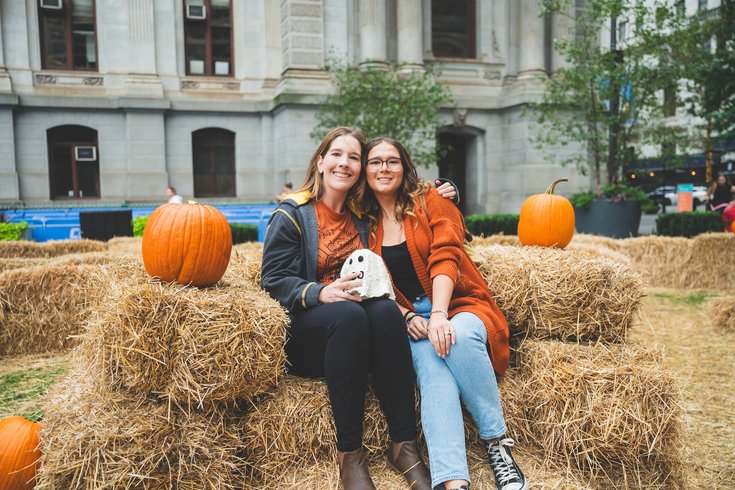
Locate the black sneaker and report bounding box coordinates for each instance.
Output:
[486,438,528,490]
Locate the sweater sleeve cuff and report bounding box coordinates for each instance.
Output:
[303,282,325,309]
[430,261,459,284]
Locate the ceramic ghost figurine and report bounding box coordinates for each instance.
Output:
[339,248,396,300]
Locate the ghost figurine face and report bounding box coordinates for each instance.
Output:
[339,249,396,300]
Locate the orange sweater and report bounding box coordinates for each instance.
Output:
[372,188,510,375]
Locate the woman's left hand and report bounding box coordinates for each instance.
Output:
[428,315,455,358]
[436,180,457,201]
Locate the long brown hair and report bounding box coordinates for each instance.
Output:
[297,127,367,200]
[355,137,431,232]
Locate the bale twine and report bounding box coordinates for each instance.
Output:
[472,245,643,342]
[223,243,263,287]
[241,375,393,484]
[37,365,248,489]
[0,264,99,356]
[0,239,107,258]
[708,296,735,331]
[501,340,684,489]
[81,266,288,409]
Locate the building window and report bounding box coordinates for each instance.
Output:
[431,0,476,59]
[39,0,97,71]
[192,128,236,197]
[48,125,100,199]
[184,0,232,76]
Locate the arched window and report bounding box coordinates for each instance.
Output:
[47,125,100,200]
[192,128,236,197]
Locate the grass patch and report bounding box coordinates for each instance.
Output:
[0,362,68,421]
[651,291,717,306]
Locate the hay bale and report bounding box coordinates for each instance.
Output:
[622,233,735,289]
[566,242,631,264]
[470,235,521,247]
[0,258,48,273]
[37,365,248,489]
[81,268,288,409]
[223,243,263,287]
[241,375,392,483]
[264,437,593,488]
[680,233,735,290]
[0,264,99,356]
[472,245,643,342]
[571,233,628,252]
[622,236,691,288]
[0,239,107,258]
[106,236,142,257]
[501,340,684,489]
[708,296,735,331]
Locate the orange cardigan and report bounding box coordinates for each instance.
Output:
[372,188,510,375]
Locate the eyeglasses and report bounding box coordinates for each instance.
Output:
[367,157,402,170]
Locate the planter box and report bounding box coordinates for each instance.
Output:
[574,200,642,238]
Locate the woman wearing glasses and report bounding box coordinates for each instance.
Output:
[356,137,527,490]
[261,127,456,490]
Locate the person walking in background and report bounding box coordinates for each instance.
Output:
[275,182,293,202]
[707,174,735,213]
[166,186,185,204]
[357,137,527,490]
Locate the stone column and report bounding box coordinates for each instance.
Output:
[396,0,423,70]
[0,3,15,92]
[359,0,388,68]
[126,0,163,97]
[551,5,575,73]
[518,0,546,77]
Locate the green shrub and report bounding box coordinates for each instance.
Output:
[570,184,653,211]
[0,222,29,241]
[465,214,520,237]
[132,215,148,237]
[230,223,258,244]
[656,211,725,237]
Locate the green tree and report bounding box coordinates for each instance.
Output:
[531,0,690,194]
[677,0,735,180]
[312,61,452,168]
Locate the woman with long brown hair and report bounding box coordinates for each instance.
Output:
[358,137,527,490]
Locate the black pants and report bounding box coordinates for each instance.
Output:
[286,298,417,452]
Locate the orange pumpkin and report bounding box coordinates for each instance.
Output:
[142,202,232,287]
[518,178,575,249]
[0,416,42,490]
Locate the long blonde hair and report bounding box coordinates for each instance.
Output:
[298,127,367,200]
[354,137,431,232]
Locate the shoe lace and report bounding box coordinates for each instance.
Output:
[487,438,520,485]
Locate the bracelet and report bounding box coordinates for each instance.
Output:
[402,310,413,322]
[430,309,449,319]
[405,312,418,327]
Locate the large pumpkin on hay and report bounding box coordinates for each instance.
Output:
[518,178,575,249]
[142,202,232,287]
[0,416,41,490]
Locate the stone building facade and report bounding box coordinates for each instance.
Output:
[0,0,585,214]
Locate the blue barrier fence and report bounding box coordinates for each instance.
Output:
[1,203,277,243]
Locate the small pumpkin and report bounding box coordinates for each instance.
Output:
[518,178,575,249]
[142,201,232,287]
[0,416,42,490]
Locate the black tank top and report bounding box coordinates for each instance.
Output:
[381,241,424,301]
[712,183,733,205]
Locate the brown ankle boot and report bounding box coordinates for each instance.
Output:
[337,448,376,490]
[387,440,432,489]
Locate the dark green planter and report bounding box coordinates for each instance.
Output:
[574,200,642,238]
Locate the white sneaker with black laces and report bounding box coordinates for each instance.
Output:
[487,438,528,490]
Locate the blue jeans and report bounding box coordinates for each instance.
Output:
[411,295,507,488]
